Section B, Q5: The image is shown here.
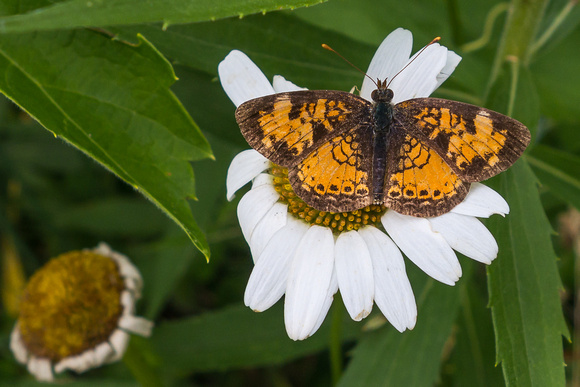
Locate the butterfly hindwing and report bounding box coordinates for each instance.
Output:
[288,123,374,212]
[236,91,372,168]
[394,98,531,182]
[383,132,470,217]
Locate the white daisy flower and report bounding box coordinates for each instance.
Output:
[219,28,509,341]
[10,243,153,381]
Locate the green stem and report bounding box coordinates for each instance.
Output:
[488,0,549,94]
[506,56,519,117]
[329,298,343,385]
[528,0,578,58]
[445,0,463,46]
[461,3,509,53]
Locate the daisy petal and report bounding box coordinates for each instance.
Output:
[108,329,130,362]
[359,227,417,331]
[285,226,335,340]
[118,315,154,337]
[124,277,142,298]
[308,269,338,337]
[9,326,28,364]
[237,182,279,243]
[54,341,114,372]
[361,28,413,101]
[28,356,53,382]
[226,150,270,200]
[429,213,498,264]
[252,173,274,189]
[218,50,275,107]
[249,202,288,260]
[273,75,307,92]
[451,183,509,218]
[95,341,115,363]
[389,44,448,103]
[382,210,461,285]
[435,50,462,89]
[54,350,95,373]
[120,290,136,315]
[335,231,374,321]
[109,253,142,284]
[245,217,309,311]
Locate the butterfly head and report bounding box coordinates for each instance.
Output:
[370,79,394,104]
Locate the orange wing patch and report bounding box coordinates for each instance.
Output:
[236,91,369,167]
[411,106,506,172]
[384,135,469,217]
[257,99,350,158]
[397,98,530,183]
[288,128,373,213]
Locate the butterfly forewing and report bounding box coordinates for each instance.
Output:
[394,98,531,182]
[235,91,372,167]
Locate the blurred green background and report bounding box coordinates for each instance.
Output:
[0,0,579,385]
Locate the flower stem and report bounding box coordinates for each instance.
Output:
[329,297,343,385]
[461,3,509,53]
[506,55,520,117]
[528,0,578,58]
[488,0,549,92]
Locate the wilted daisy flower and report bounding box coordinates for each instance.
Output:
[10,243,153,381]
[219,28,509,340]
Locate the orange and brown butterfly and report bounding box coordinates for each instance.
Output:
[234,39,531,218]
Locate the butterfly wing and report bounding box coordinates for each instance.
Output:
[236,91,375,212]
[288,123,374,212]
[393,98,531,182]
[383,131,470,217]
[235,90,372,167]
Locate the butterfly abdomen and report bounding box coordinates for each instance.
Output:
[371,99,394,204]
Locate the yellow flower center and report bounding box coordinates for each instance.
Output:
[271,165,387,232]
[18,251,125,361]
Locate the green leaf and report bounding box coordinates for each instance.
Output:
[443,277,504,387]
[53,198,171,238]
[487,63,540,137]
[123,336,164,387]
[486,160,567,387]
[112,13,374,91]
[532,27,580,124]
[338,264,465,387]
[0,30,212,258]
[527,145,580,210]
[133,233,197,320]
[0,0,326,33]
[151,303,361,374]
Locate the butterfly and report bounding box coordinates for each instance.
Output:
[235,78,530,217]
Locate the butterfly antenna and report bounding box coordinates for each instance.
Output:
[322,44,378,88]
[386,36,441,89]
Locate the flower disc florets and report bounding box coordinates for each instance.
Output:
[18,251,124,361]
[10,243,153,381]
[271,164,386,233]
